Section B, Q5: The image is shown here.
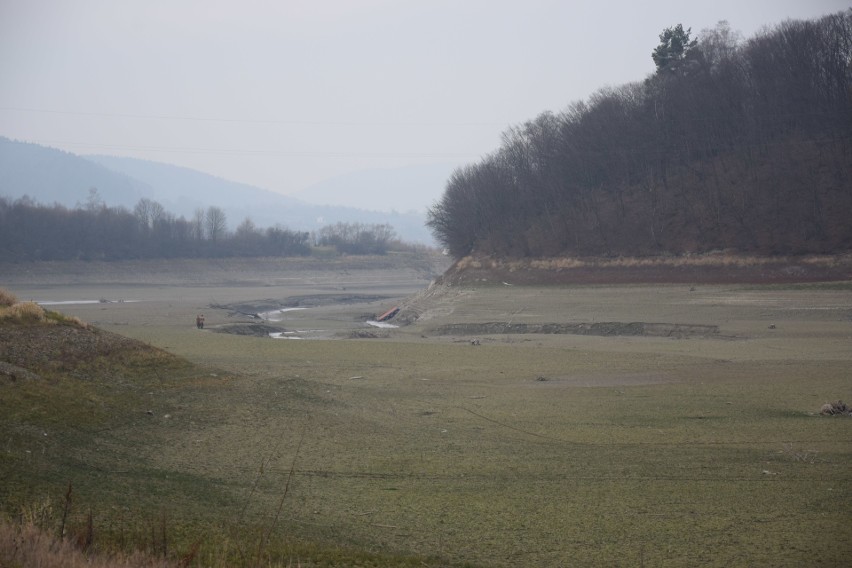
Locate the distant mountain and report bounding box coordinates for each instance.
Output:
[86,154,306,226]
[0,137,150,208]
[292,163,455,213]
[0,138,436,244]
[87,154,435,243]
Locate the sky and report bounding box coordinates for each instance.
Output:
[1,0,848,208]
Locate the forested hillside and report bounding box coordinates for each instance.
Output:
[428,12,852,259]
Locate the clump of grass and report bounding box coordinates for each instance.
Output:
[0,287,17,307]
[0,292,89,328]
[19,496,55,531]
[44,310,89,329]
[0,515,187,568]
[0,286,47,322]
[1,300,48,322]
[67,315,89,329]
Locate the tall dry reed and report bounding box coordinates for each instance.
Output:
[0,287,17,307]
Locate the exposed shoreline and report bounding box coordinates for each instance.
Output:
[441,253,852,286]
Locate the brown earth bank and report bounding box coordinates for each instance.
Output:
[439,252,852,286]
[430,321,720,338]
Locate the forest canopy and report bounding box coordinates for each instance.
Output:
[428,11,852,259]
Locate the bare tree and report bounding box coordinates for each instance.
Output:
[133,198,166,230]
[191,208,206,241]
[205,206,228,242]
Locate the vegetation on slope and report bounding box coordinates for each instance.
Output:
[428,12,852,259]
[0,289,448,566]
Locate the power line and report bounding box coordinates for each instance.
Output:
[20,138,482,159]
[0,105,505,128]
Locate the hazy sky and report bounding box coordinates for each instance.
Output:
[1,0,848,201]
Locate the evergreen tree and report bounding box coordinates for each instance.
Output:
[652,24,698,72]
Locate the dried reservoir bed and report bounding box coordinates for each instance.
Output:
[2,256,851,567]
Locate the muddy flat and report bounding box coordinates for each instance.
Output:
[4,254,446,340]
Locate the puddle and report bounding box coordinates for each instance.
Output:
[258,307,308,321]
[269,332,303,340]
[366,320,399,329]
[269,330,325,339]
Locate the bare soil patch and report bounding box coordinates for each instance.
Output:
[430,321,719,338]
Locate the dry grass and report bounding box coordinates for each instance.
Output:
[0,300,48,322]
[0,287,17,307]
[0,517,185,568]
[0,294,88,328]
[457,252,852,272]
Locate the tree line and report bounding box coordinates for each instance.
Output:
[428,11,852,259]
[0,192,402,261]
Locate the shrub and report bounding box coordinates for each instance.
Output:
[67,316,89,330]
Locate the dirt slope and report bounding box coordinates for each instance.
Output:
[438,253,852,286]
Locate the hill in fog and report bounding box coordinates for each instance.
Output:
[292,163,456,214]
[0,138,436,244]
